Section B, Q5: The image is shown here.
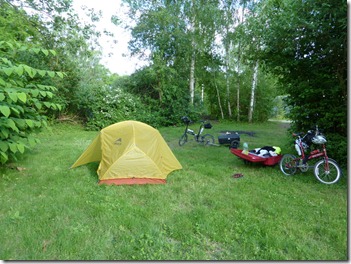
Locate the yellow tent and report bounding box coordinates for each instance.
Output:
[71,120,182,185]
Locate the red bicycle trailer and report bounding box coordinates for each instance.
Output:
[230,148,282,166]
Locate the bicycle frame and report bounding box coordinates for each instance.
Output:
[182,120,205,141]
[293,132,330,170]
[179,116,215,146]
[182,120,191,136]
[298,136,328,161]
[194,123,205,141]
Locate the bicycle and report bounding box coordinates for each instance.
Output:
[279,125,341,184]
[178,116,215,146]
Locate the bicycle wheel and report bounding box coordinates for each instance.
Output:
[201,134,215,146]
[179,134,188,146]
[314,158,341,184]
[279,154,298,175]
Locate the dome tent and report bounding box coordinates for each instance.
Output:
[71,120,182,185]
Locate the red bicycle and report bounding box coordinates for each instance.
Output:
[279,125,341,184]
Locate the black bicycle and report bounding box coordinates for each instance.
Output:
[178,116,215,146]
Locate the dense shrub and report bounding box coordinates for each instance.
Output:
[0,41,62,164]
[324,133,347,170]
[80,86,146,130]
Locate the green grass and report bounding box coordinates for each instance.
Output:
[0,120,347,260]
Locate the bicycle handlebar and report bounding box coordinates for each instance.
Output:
[181,116,192,124]
[182,116,211,125]
[292,125,322,138]
[292,132,304,137]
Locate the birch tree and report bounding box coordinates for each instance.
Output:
[220,0,238,118]
[235,5,246,121]
[188,0,196,105]
[214,76,224,119]
[248,60,258,122]
[219,0,253,119]
[124,0,220,108]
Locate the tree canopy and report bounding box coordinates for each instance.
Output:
[247,0,347,135]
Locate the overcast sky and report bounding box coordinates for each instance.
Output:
[72,0,146,75]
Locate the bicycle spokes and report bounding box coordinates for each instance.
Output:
[314,159,341,184]
[279,154,298,175]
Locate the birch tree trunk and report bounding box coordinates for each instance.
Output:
[214,73,224,119]
[225,28,232,118]
[236,42,241,122]
[248,61,259,123]
[236,6,245,122]
[189,50,195,105]
[236,79,240,121]
[188,0,196,105]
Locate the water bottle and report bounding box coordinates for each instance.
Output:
[295,142,301,156]
[242,142,249,155]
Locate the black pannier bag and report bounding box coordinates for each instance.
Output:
[204,122,212,129]
[302,131,314,147]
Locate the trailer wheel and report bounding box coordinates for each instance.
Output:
[230,141,239,149]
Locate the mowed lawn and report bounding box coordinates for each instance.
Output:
[0,120,347,260]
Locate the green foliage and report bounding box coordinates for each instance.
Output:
[78,85,143,130]
[0,1,44,43]
[202,61,279,122]
[5,0,119,123]
[324,133,347,170]
[254,70,281,121]
[123,65,191,126]
[243,0,347,166]
[3,0,345,163]
[77,62,209,129]
[236,66,279,122]
[258,0,346,131]
[76,79,171,130]
[125,0,231,119]
[270,95,289,120]
[0,41,63,163]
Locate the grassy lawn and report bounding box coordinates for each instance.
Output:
[0,120,347,260]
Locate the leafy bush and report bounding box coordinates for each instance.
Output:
[0,41,63,164]
[113,67,195,127]
[324,133,347,169]
[79,86,147,130]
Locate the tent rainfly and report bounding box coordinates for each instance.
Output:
[71,120,182,185]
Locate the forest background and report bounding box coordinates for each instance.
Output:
[0,0,347,167]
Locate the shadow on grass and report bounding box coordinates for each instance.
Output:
[85,162,99,183]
